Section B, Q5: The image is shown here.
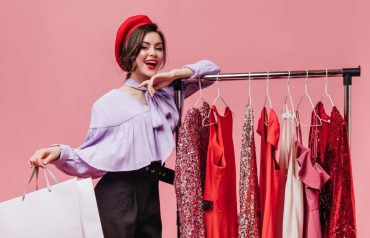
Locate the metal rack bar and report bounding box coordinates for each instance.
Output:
[175,66,361,140]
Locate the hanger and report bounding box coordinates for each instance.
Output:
[202,74,222,126]
[212,74,228,107]
[282,70,296,122]
[194,78,206,108]
[262,72,273,126]
[263,72,273,109]
[202,73,234,127]
[320,69,335,108]
[296,69,323,127]
[247,72,252,106]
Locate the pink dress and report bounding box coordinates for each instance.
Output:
[297,142,330,238]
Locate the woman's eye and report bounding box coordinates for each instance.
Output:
[141,46,148,50]
[156,48,163,51]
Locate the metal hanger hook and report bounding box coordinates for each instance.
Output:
[198,78,203,97]
[323,69,335,107]
[216,73,221,98]
[248,72,252,105]
[287,70,292,95]
[266,72,272,108]
[325,69,329,95]
[287,70,295,113]
[305,69,309,96]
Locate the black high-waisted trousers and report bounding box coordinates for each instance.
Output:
[94,164,162,238]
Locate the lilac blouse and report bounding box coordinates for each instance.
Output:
[51,60,220,178]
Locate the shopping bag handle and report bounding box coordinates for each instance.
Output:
[22,166,59,201]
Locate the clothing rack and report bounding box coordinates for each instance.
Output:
[172,66,360,238]
[173,66,361,144]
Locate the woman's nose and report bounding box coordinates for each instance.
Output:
[148,47,156,56]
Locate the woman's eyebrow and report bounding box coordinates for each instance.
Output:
[142,41,163,46]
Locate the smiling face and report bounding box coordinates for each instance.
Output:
[131,32,164,82]
[119,23,166,81]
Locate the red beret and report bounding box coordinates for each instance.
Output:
[115,15,153,71]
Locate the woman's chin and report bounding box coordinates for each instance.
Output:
[144,70,158,78]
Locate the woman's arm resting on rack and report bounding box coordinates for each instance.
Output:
[139,60,220,97]
[139,68,193,97]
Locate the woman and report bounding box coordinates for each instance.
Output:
[28,15,220,238]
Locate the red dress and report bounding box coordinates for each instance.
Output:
[319,106,357,237]
[204,105,238,238]
[257,107,280,238]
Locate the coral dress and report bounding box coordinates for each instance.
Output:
[204,105,238,238]
[257,107,280,238]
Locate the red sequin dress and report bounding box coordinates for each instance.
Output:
[238,105,261,238]
[310,103,357,237]
[175,102,210,238]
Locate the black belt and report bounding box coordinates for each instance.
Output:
[142,162,175,185]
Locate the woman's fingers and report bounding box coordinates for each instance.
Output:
[28,146,61,169]
[43,152,57,165]
[138,80,149,88]
[28,151,38,168]
[35,149,45,167]
[28,149,48,167]
[139,80,154,96]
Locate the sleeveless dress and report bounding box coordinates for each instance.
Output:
[204,105,238,238]
[257,107,280,238]
[282,111,304,238]
[238,105,261,238]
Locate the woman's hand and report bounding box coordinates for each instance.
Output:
[139,68,193,96]
[28,146,61,168]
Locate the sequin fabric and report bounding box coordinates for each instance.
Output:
[238,105,261,238]
[319,106,357,238]
[175,102,210,238]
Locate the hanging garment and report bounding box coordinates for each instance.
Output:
[282,111,304,238]
[257,107,280,238]
[199,103,211,192]
[238,105,261,238]
[320,107,357,238]
[204,105,238,238]
[296,143,330,238]
[308,102,330,234]
[308,102,330,165]
[175,102,210,238]
[275,105,295,238]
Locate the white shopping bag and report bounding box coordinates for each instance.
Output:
[78,178,104,238]
[0,167,104,238]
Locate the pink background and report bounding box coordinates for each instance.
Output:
[1,1,369,237]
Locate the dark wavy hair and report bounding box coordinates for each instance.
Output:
[119,24,166,79]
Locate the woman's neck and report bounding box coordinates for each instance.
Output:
[129,72,150,83]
